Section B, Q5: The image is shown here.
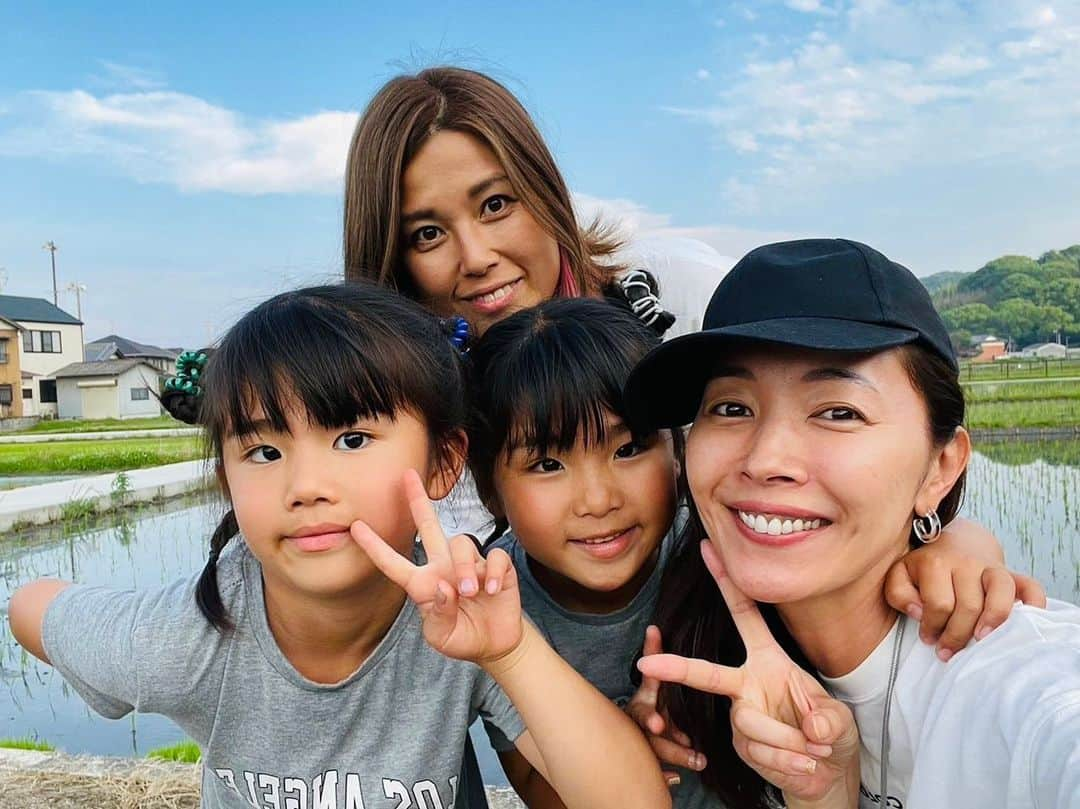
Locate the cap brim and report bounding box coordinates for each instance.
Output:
[625,317,920,430]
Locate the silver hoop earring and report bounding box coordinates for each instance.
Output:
[913,509,942,543]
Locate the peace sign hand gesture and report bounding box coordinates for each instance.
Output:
[350,469,523,665]
[636,541,861,807]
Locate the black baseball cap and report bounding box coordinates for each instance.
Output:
[624,238,957,429]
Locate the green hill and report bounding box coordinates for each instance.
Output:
[923,245,1080,351]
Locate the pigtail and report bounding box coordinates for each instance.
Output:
[603,269,675,336]
[196,509,238,632]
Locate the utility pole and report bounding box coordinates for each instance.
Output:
[66,281,87,320]
[42,241,58,305]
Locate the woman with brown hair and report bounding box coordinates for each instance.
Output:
[343,66,723,341]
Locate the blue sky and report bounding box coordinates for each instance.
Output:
[2,1,1078,348]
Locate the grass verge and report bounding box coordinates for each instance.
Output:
[12,416,185,434]
[0,437,201,475]
[0,737,55,751]
[147,741,201,763]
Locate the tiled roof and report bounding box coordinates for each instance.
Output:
[0,295,81,325]
[53,359,161,378]
[86,334,178,360]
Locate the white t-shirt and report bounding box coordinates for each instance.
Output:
[823,600,1080,809]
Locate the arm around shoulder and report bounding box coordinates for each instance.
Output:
[8,579,72,664]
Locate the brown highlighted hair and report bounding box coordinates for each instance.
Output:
[654,344,968,807]
[344,66,623,299]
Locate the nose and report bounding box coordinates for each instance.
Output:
[741,415,808,486]
[572,464,625,519]
[457,221,499,277]
[285,451,338,509]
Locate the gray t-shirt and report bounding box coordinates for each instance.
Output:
[42,540,524,809]
[485,526,725,809]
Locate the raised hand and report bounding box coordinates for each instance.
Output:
[626,625,707,786]
[351,469,523,664]
[637,541,860,806]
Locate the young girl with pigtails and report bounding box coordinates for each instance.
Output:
[7,283,672,809]
[464,296,1045,809]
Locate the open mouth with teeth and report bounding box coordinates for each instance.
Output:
[464,278,522,307]
[568,527,638,559]
[736,510,831,537]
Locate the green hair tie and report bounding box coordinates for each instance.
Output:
[166,350,209,399]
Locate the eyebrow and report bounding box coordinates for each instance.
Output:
[231,418,276,440]
[801,367,877,389]
[709,365,877,389]
[399,174,510,228]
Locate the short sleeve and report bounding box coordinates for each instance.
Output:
[41,574,226,726]
[474,671,524,753]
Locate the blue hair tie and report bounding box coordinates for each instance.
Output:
[449,316,470,354]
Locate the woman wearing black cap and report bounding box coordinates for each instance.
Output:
[627,239,1080,809]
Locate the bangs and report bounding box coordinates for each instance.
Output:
[471,299,661,460]
[200,286,459,452]
[500,348,631,457]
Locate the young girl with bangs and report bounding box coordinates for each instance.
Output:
[465,297,1046,809]
[7,283,671,809]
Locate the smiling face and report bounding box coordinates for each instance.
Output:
[685,345,968,611]
[221,404,454,601]
[494,412,679,613]
[400,130,562,335]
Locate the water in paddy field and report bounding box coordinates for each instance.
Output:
[2,439,1078,779]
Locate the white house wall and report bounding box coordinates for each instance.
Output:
[20,320,84,418]
[118,366,163,418]
[56,378,84,419]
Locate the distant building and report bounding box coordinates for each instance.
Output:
[53,359,164,420]
[0,295,84,418]
[971,335,1007,363]
[1020,342,1069,359]
[0,315,26,418]
[85,334,179,373]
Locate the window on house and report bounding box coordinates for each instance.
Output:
[22,388,33,399]
[23,330,62,353]
[0,340,7,364]
[131,387,150,401]
[0,385,12,405]
[39,379,57,403]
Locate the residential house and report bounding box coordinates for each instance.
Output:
[54,359,164,420]
[971,335,1007,363]
[0,316,26,418]
[1020,342,1069,360]
[0,295,84,418]
[85,334,179,373]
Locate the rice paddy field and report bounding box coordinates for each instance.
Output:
[964,377,1080,430]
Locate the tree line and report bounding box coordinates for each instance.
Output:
[922,245,1080,351]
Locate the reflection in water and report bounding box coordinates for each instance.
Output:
[1,440,1078,782]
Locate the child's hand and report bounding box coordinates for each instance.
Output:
[638,541,860,805]
[351,469,524,665]
[885,538,1046,661]
[626,625,707,787]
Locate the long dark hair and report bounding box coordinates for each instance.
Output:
[163,283,467,631]
[655,345,968,807]
[467,298,674,542]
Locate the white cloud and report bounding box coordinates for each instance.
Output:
[0,83,358,194]
[696,68,711,80]
[674,1,1080,214]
